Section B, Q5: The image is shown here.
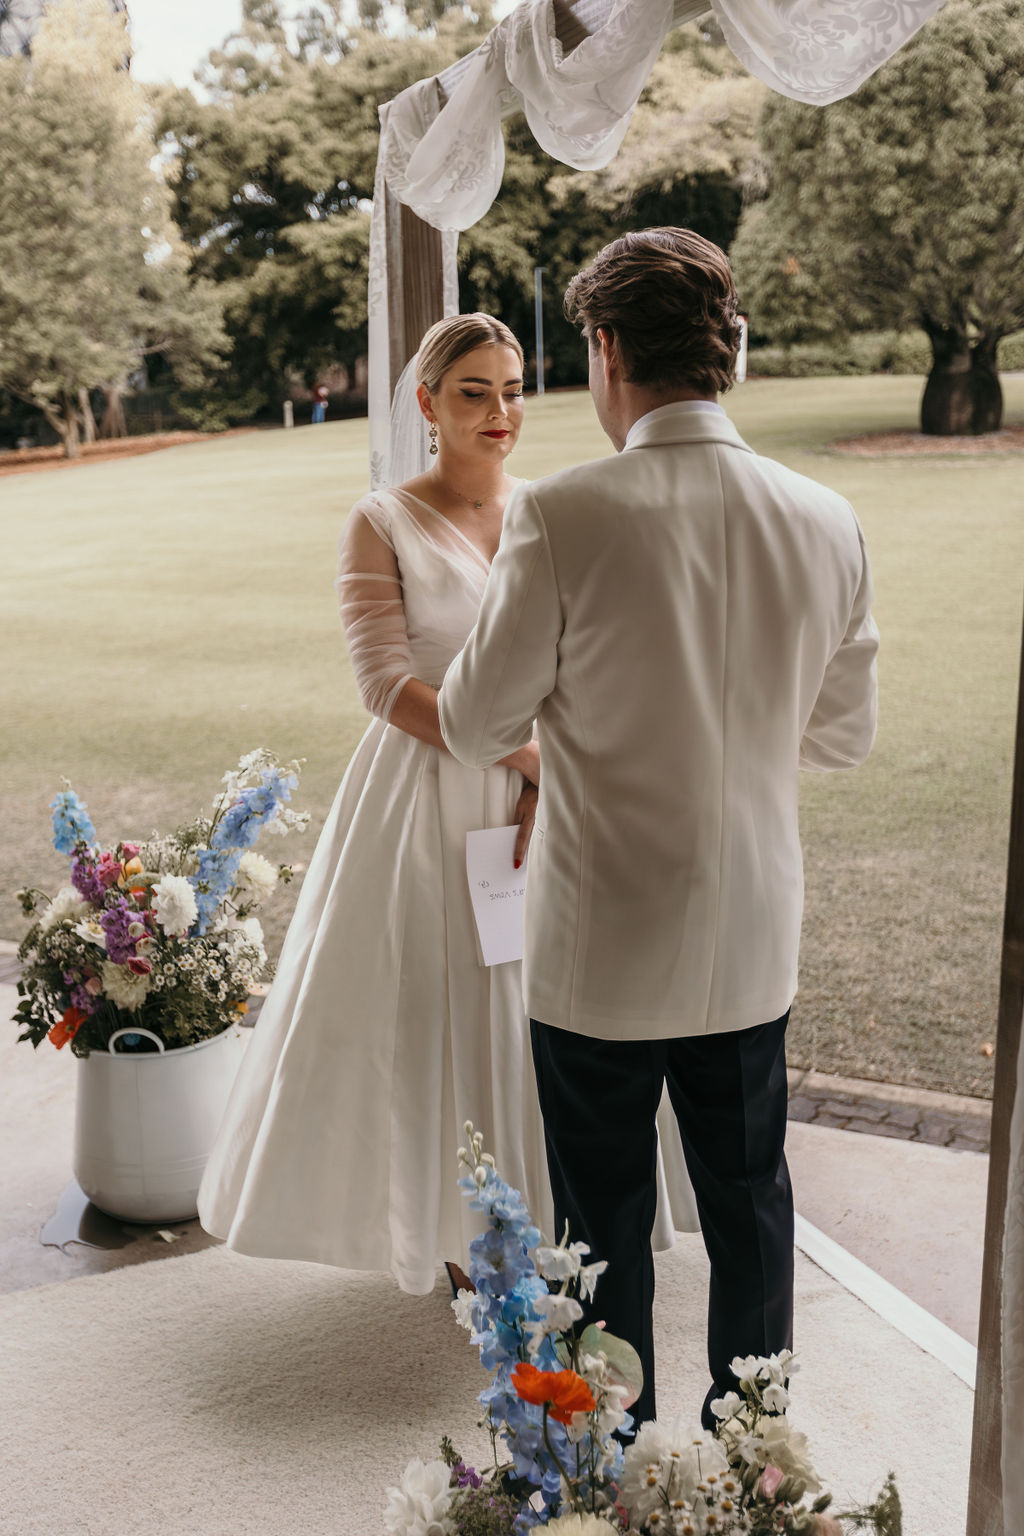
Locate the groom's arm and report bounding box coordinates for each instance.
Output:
[439,485,561,767]
[800,518,879,772]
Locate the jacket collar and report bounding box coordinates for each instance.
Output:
[624,402,753,455]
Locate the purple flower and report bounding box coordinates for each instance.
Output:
[100,897,139,964]
[69,982,99,1016]
[70,853,106,906]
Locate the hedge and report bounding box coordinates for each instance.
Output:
[746,330,1024,379]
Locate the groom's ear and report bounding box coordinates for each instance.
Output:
[594,326,620,381]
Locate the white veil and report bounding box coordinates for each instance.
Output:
[382,357,434,490]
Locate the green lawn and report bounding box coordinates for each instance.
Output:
[3,374,1023,1097]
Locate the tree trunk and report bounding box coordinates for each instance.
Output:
[52,392,81,459]
[921,326,1003,436]
[100,383,128,439]
[78,387,98,444]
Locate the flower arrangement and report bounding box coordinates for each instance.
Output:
[384,1125,902,1536]
[14,750,308,1058]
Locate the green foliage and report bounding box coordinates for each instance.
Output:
[734,0,1024,344]
[444,1483,521,1535]
[155,3,491,408]
[155,11,764,400]
[0,0,230,455]
[835,1473,902,1535]
[731,0,1024,429]
[748,328,1024,378]
[462,21,763,387]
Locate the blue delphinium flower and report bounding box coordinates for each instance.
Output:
[51,790,96,856]
[211,769,298,851]
[189,848,242,935]
[471,1226,538,1298]
[454,1141,581,1524]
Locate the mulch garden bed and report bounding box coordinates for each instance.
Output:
[829,423,1024,455]
[0,428,255,478]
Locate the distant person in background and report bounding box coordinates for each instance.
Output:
[312,383,329,424]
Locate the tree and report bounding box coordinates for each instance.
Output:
[462,21,764,387]
[0,0,228,455]
[730,0,1024,435]
[156,7,764,403]
[155,0,485,414]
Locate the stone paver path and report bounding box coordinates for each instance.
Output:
[787,1067,991,1154]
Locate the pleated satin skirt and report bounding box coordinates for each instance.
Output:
[198,720,697,1294]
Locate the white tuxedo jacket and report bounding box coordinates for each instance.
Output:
[438,403,879,1041]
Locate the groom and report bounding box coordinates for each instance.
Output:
[437,228,878,1428]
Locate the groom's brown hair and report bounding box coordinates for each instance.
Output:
[564,228,741,395]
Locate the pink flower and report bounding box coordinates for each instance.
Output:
[760,1464,784,1500]
[96,850,123,888]
[126,956,152,977]
[121,842,140,859]
[84,975,103,995]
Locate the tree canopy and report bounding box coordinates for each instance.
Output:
[730,0,1024,434]
[154,3,763,404]
[0,0,228,454]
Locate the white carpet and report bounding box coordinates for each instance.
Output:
[0,1236,971,1536]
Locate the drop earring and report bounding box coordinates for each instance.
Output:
[429,423,438,455]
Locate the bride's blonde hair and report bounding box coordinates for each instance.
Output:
[415,313,524,395]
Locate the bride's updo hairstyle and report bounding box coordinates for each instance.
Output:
[416,313,524,395]
[564,228,741,396]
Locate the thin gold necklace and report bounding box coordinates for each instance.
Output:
[436,476,504,512]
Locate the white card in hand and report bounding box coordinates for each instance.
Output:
[466,826,526,967]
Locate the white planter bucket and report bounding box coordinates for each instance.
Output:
[73,1024,247,1223]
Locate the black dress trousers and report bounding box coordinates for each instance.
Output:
[529,1012,794,1430]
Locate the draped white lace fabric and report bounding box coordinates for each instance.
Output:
[367,91,459,491]
[1004,1032,1024,1525]
[376,0,948,238]
[713,0,946,106]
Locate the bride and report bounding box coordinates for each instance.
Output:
[198,313,696,1293]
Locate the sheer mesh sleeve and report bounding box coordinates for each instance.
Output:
[336,496,415,722]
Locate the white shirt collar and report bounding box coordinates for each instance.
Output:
[623,399,725,452]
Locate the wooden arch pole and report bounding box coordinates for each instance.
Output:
[379,0,709,403]
[967,592,1024,1536]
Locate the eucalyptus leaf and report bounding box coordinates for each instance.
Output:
[579,1324,644,1402]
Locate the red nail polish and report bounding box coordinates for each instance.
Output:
[514,859,521,869]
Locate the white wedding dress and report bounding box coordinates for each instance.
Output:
[198,488,697,1294]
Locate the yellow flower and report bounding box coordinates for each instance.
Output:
[118,856,144,888]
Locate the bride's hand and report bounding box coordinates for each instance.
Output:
[513,782,538,870]
[502,739,539,786]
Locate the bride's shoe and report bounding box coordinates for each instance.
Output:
[445,1260,475,1297]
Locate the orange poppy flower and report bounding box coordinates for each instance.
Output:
[511,1362,596,1425]
[49,1007,87,1051]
